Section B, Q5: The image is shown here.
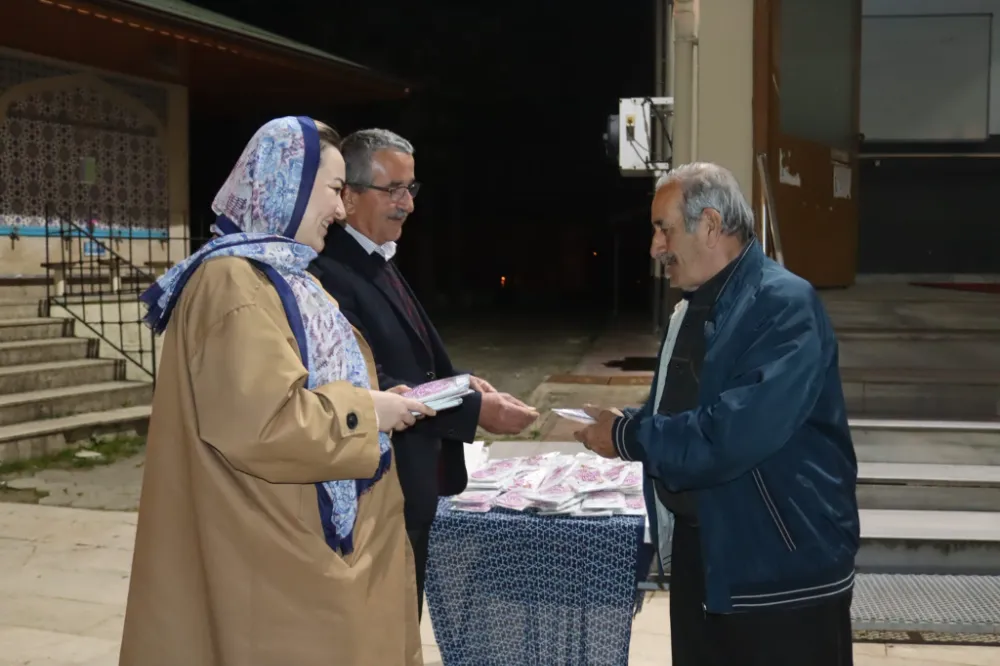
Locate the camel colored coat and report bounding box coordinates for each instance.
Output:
[119,257,422,666]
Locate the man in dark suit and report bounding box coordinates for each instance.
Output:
[310,129,539,616]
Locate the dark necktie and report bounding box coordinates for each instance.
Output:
[383,262,430,347]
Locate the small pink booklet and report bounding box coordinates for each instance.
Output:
[402,374,473,404]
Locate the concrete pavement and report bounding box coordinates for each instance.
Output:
[0,504,130,665]
[0,503,997,665]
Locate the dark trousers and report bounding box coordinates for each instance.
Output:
[406,523,431,620]
[670,521,854,666]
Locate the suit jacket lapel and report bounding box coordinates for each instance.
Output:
[322,226,434,366]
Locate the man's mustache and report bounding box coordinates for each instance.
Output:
[388,210,408,221]
[655,252,676,265]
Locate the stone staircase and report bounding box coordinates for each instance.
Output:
[0,299,152,463]
[820,287,1000,574]
[853,419,1000,575]
[821,285,1000,634]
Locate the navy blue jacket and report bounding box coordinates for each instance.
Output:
[613,241,860,613]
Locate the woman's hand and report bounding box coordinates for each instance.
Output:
[369,390,435,433]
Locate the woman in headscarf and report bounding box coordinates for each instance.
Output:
[119,117,431,666]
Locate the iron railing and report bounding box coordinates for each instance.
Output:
[755,152,785,266]
[41,206,211,383]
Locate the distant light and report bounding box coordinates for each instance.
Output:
[592,251,598,257]
[500,276,506,287]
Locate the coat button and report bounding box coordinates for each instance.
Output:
[426,371,436,380]
[346,412,359,430]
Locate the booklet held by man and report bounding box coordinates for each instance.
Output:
[403,374,475,413]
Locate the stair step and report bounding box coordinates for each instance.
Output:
[857,462,1000,512]
[859,461,1000,486]
[0,318,69,343]
[851,418,1000,465]
[825,298,1000,331]
[838,328,1000,371]
[0,381,153,427]
[859,509,1000,575]
[840,328,1000,341]
[852,417,1000,430]
[0,338,93,367]
[843,368,1000,384]
[0,284,49,301]
[0,359,121,396]
[842,368,1000,419]
[0,405,150,463]
[0,301,43,319]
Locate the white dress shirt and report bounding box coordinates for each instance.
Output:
[342,223,397,261]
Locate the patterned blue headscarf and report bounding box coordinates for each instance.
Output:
[140,116,391,554]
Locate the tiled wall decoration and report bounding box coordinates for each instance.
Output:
[0,54,169,234]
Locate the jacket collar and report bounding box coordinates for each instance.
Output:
[706,239,765,336]
[683,246,743,307]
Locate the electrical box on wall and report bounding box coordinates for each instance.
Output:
[609,97,673,177]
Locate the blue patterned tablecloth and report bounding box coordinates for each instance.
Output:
[426,498,650,666]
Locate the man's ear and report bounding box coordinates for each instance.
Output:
[343,188,359,215]
[702,208,723,248]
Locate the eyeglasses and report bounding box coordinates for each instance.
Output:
[349,181,421,202]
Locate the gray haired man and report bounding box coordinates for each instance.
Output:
[575,163,859,665]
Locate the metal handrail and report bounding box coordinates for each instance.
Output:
[755,152,785,266]
[42,207,169,382]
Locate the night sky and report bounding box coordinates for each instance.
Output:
[188,0,657,315]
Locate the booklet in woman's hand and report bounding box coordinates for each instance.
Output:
[403,374,474,414]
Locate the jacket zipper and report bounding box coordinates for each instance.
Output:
[751,468,796,551]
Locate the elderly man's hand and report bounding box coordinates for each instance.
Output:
[573,405,623,459]
[469,376,496,393]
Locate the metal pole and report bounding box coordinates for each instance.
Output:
[44,206,51,307]
[651,0,672,334]
[612,228,620,319]
[655,0,664,93]
[666,1,675,158]
[656,0,689,332]
[673,0,696,167]
[652,264,662,333]
[755,152,785,266]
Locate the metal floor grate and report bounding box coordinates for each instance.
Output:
[640,573,1000,635]
[853,573,1000,634]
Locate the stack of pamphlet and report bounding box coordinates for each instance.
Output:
[449,452,646,519]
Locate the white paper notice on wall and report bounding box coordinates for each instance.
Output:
[778,149,802,187]
[832,164,851,199]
